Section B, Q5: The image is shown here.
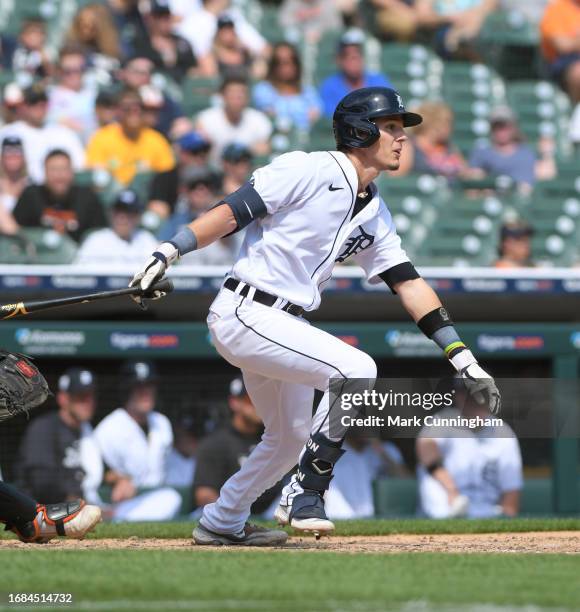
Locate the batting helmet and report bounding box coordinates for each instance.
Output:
[333,87,423,149]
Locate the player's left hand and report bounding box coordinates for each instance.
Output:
[130,242,178,307]
[460,362,501,416]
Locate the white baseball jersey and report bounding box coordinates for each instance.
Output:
[418,408,523,518]
[231,150,411,310]
[94,408,173,488]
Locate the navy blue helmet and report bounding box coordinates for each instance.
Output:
[333,87,422,149]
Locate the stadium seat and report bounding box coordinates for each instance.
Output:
[19,228,78,264]
[181,77,220,117]
[373,478,418,517]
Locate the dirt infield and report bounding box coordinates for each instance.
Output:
[3,531,580,553]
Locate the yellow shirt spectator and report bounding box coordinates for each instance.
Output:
[86,122,175,185]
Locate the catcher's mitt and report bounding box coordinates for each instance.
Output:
[0,350,50,422]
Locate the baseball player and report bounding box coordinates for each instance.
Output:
[131,87,501,546]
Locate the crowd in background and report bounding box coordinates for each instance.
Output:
[10,361,523,521]
[0,0,577,268]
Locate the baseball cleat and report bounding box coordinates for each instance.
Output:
[192,522,288,547]
[14,500,102,544]
[288,490,335,535]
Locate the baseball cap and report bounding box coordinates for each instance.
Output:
[222,142,252,163]
[338,29,365,51]
[181,165,219,189]
[1,136,23,152]
[122,360,159,385]
[229,377,248,398]
[490,105,517,125]
[500,220,534,240]
[23,83,48,105]
[217,14,235,29]
[150,0,171,15]
[112,189,144,213]
[177,131,211,154]
[58,368,96,394]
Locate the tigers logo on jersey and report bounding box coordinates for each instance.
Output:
[336,226,375,263]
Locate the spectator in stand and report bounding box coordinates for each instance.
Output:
[469,106,549,195]
[76,189,158,265]
[0,83,86,183]
[86,87,175,186]
[139,84,165,131]
[94,361,182,521]
[159,166,243,266]
[279,0,342,44]
[201,15,266,81]
[133,0,198,83]
[221,143,253,195]
[13,149,106,242]
[148,131,212,219]
[107,0,149,58]
[192,377,282,516]
[395,101,478,180]
[11,17,53,81]
[253,43,322,132]
[158,165,220,237]
[46,46,98,144]
[415,0,498,60]
[65,3,122,66]
[320,30,394,119]
[0,137,28,235]
[370,0,420,41]
[540,0,580,104]
[177,0,269,70]
[95,89,118,128]
[494,221,535,268]
[196,78,272,164]
[326,434,408,519]
[166,413,206,489]
[16,368,103,508]
[417,381,522,518]
[119,54,188,137]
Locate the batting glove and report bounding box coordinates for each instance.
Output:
[449,350,502,416]
[130,242,179,307]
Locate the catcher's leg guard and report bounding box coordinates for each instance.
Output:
[13,500,102,543]
[289,434,345,535]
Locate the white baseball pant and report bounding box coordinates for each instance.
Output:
[200,286,377,534]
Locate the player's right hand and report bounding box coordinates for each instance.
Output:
[130,242,179,306]
[460,362,501,416]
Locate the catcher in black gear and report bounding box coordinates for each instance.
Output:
[0,350,101,543]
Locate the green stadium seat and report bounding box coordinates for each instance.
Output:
[0,233,36,264]
[181,77,220,117]
[373,478,418,517]
[19,228,78,264]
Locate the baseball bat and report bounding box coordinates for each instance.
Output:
[0,279,174,320]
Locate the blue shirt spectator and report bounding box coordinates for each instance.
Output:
[253,42,322,131]
[320,30,393,118]
[468,106,537,189]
